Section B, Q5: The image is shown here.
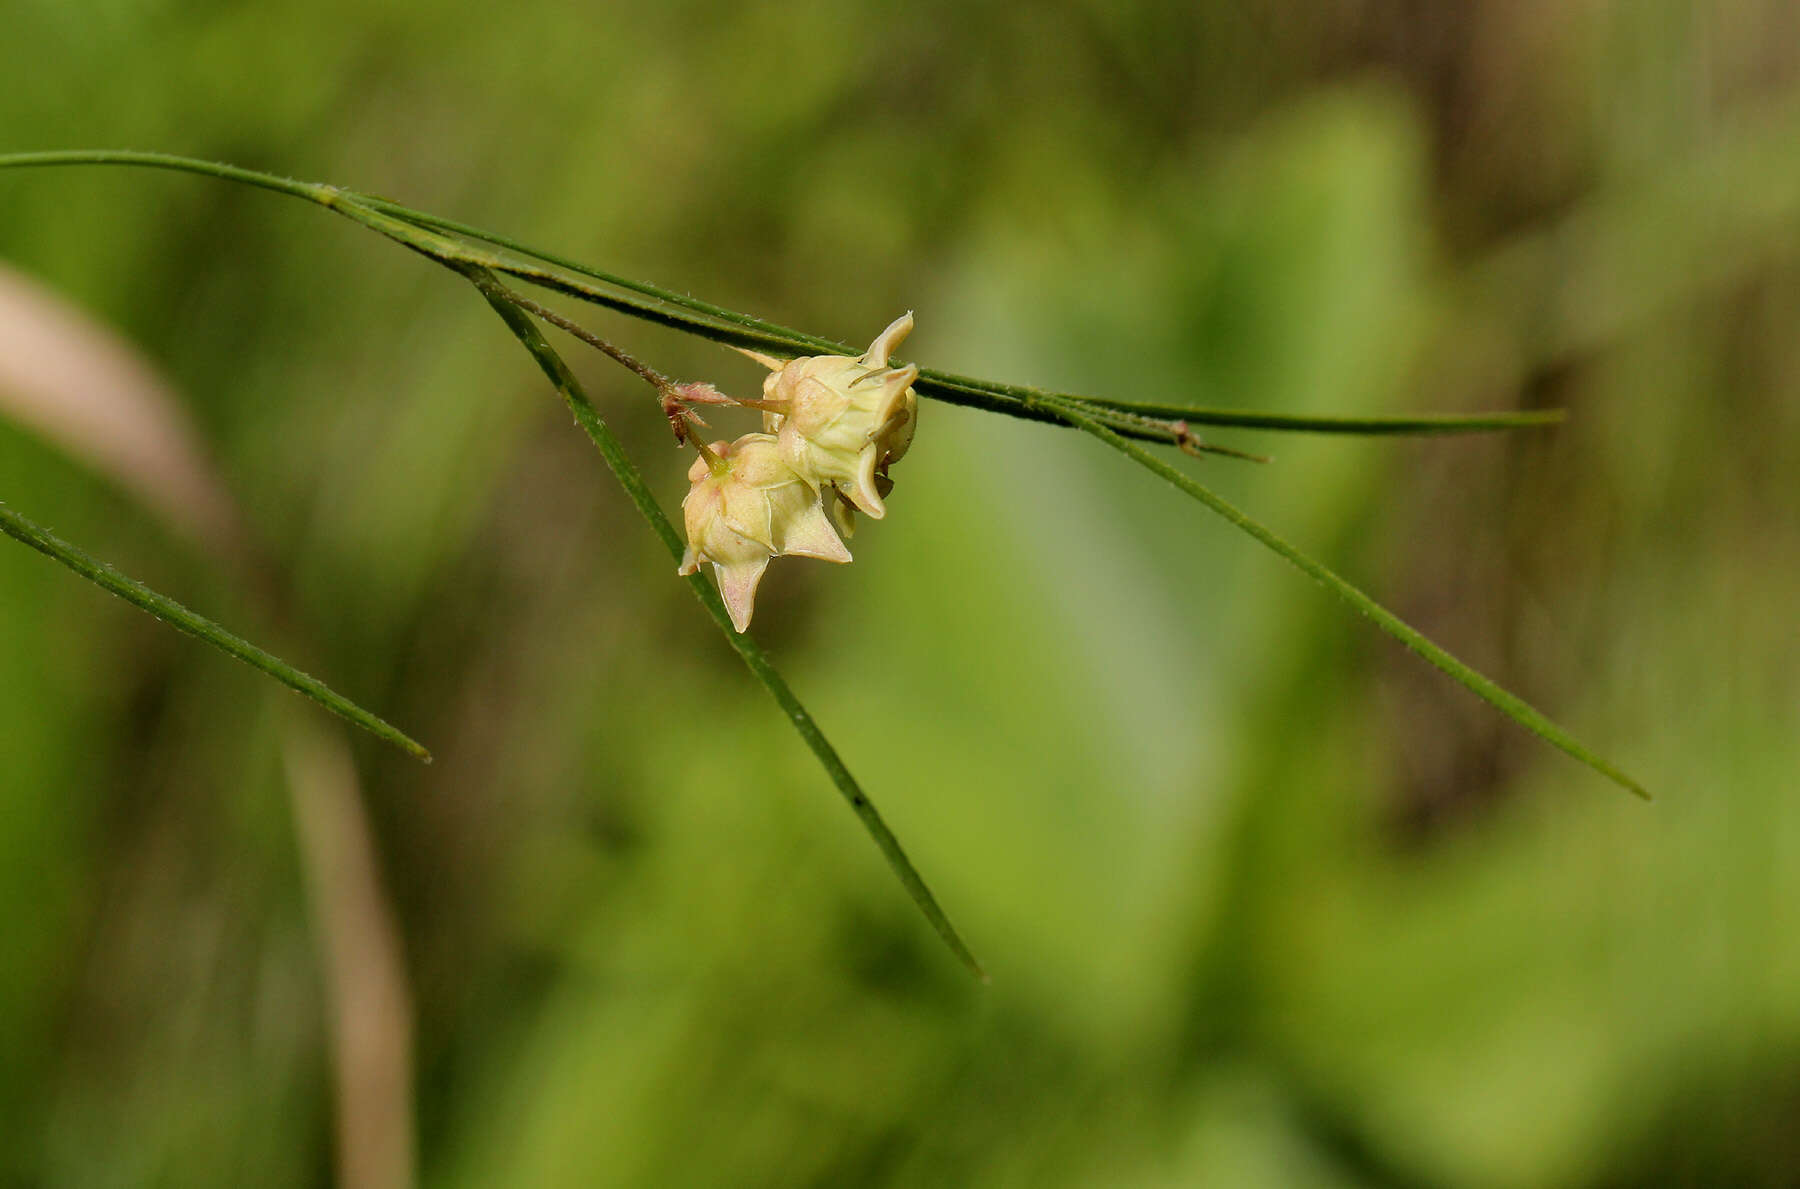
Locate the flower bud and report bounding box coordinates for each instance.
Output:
[677,433,851,632]
[751,313,919,519]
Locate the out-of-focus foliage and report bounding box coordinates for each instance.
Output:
[3,1,1798,1186]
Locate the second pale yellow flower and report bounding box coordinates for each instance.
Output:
[677,432,850,632]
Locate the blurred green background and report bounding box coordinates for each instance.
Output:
[3,1,1799,1185]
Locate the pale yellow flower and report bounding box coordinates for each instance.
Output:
[677,433,851,632]
[744,313,918,519]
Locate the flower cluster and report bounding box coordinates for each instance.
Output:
[677,313,919,632]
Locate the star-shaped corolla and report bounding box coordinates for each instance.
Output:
[677,433,851,632]
[745,313,919,519]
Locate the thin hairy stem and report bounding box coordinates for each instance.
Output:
[507,291,673,390]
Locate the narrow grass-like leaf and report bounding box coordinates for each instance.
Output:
[1040,399,1650,800]
[454,263,987,980]
[0,501,430,761]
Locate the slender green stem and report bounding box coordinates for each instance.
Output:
[456,264,987,980]
[321,197,1252,456]
[1088,401,1567,435]
[0,501,429,761]
[355,194,1563,438]
[355,196,845,348]
[1040,398,1650,800]
[918,370,1566,435]
[0,149,334,204]
[0,151,1558,442]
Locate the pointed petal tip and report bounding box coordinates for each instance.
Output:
[862,311,915,367]
[715,558,769,633]
[845,483,887,520]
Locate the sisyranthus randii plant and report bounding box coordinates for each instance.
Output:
[0,150,1648,979]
